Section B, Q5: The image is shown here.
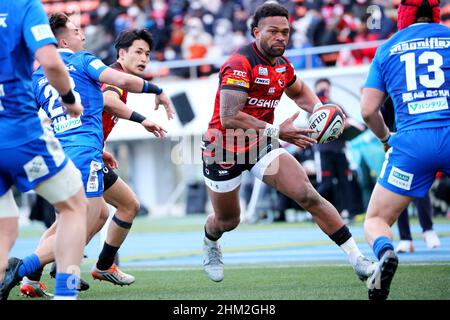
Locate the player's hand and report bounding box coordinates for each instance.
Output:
[102,150,118,169]
[62,101,83,118]
[142,119,168,138]
[155,92,175,120]
[279,111,316,149]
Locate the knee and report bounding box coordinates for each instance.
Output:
[118,196,140,220]
[294,184,322,211]
[99,205,109,224]
[216,215,240,232]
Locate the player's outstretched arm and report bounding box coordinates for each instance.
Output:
[99,67,174,120]
[35,44,82,117]
[361,88,390,143]
[284,78,322,113]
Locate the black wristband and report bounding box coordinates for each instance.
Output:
[60,90,76,104]
[129,111,146,123]
[142,80,163,95]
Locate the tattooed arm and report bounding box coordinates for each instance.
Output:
[219,89,316,148]
[219,89,267,130]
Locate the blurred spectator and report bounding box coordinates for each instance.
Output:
[314,78,363,223]
[41,0,404,78]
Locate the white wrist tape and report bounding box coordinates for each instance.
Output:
[380,132,391,144]
[263,123,280,139]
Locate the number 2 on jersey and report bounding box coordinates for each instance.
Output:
[44,77,81,118]
[400,51,445,91]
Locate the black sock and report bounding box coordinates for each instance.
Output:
[329,225,352,246]
[27,266,44,281]
[97,242,120,270]
[204,226,220,241]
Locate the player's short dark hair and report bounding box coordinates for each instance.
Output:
[250,2,290,38]
[48,12,70,38]
[114,29,154,59]
[315,78,331,87]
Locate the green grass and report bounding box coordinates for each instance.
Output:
[9,262,450,300]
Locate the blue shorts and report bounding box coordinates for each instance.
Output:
[378,126,450,197]
[64,146,104,198]
[0,130,68,196]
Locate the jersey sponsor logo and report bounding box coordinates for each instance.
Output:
[89,59,105,70]
[275,66,286,73]
[387,166,413,190]
[53,116,82,133]
[232,70,247,77]
[255,78,270,85]
[402,90,450,103]
[390,37,450,55]
[258,67,268,76]
[408,97,448,114]
[0,13,7,28]
[247,97,279,108]
[226,78,249,88]
[67,65,77,72]
[268,87,275,95]
[31,24,54,42]
[24,155,50,182]
[87,160,102,193]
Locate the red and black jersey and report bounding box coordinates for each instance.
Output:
[101,62,129,143]
[204,42,296,153]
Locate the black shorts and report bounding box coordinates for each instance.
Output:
[103,165,119,192]
[202,138,281,192]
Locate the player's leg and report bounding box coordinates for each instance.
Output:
[0,190,19,284]
[416,195,440,249]
[0,133,88,300]
[257,149,376,281]
[365,128,440,300]
[364,183,411,300]
[395,208,415,253]
[91,172,138,285]
[202,153,243,282]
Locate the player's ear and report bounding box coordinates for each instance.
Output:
[58,38,68,48]
[118,48,127,60]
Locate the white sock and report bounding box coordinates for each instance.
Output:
[340,237,363,266]
[204,236,218,245]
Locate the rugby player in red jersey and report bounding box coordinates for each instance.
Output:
[201,2,375,285]
[90,28,172,285]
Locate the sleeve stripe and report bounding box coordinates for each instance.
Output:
[221,85,249,92]
[102,86,123,97]
[287,75,297,88]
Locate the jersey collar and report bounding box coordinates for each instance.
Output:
[57,48,74,54]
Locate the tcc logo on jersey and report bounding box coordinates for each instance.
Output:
[232,70,247,77]
[0,14,7,28]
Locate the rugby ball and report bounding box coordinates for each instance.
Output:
[308,104,345,144]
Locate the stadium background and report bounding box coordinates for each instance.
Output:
[8,0,450,300]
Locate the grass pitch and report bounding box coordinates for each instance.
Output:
[9,262,450,300]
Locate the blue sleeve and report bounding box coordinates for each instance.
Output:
[364,52,386,92]
[22,0,57,54]
[82,52,108,81]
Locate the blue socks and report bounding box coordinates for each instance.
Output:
[373,236,394,260]
[18,254,41,278]
[54,273,79,298]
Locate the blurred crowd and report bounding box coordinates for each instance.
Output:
[42,0,450,77]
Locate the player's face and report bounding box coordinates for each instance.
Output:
[120,39,150,76]
[254,16,290,58]
[63,21,86,52]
